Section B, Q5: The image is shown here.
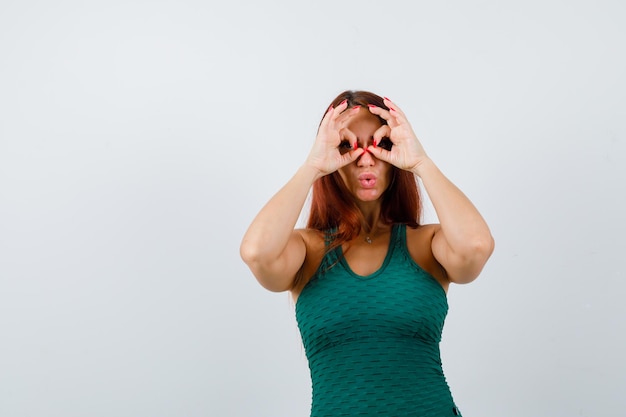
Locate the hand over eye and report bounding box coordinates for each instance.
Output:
[377,137,393,151]
[305,103,364,176]
[338,139,354,155]
[366,98,428,172]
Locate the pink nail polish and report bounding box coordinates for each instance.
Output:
[367,104,376,108]
[384,97,391,102]
[353,141,358,150]
[339,99,347,106]
[373,140,377,148]
[352,105,361,111]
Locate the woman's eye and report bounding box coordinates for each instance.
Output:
[338,140,352,154]
[378,137,393,151]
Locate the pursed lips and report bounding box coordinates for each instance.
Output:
[358,172,377,188]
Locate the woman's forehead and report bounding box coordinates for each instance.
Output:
[347,110,382,131]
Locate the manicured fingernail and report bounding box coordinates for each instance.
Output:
[373,140,377,148]
[389,107,396,112]
[352,105,361,111]
[353,141,358,150]
[384,97,391,102]
[339,99,347,106]
[367,104,376,108]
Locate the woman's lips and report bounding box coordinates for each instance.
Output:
[358,173,377,189]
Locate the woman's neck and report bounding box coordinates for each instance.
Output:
[356,200,381,228]
[356,202,389,243]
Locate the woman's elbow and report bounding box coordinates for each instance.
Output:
[475,233,495,260]
[239,239,259,266]
[240,242,294,293]
[449,236,495,284]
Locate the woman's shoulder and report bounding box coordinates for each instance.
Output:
[290,228,327,299]
[405,223,449,290]
[295,228,326,248]
[294,228,327,274]
[405,223,440,240]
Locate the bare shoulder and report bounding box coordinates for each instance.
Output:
[295,228,326,257]
[290,228,326,300]
[405,224,450,292]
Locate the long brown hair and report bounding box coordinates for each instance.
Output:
[307,90,422,249]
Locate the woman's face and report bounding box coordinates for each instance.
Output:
[338,108,392,203]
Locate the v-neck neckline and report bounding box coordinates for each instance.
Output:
[338,224,398,280]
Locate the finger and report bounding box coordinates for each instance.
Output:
[340,127,358,148]
[337,98,348,108]
[320,102,355,138]
[372,125,391,145]
[322,99,349,128]
[367,104,391,120]
[325,109,358,146]
[388,107,405,127]
[333,99,349,116]
[319,105,335,130]
[366,145,392,164]
[334,105,361,128]
[341,147,365,166]
[384,98,413,131]
[367,104,399,128]
[383,97,407,118]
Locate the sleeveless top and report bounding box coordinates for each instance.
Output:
[295,224,462,417]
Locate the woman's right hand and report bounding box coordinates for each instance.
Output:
[305,100,364,178]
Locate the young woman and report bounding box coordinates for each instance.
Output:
[240,90,494,416]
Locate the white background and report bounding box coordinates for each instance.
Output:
[1,1,625,416]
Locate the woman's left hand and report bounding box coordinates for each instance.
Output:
[366,98,429,174]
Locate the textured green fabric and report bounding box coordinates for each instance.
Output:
[295,224,461,417]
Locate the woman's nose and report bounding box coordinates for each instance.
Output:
[357,149,375,166]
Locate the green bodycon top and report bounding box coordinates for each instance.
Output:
[295,224,462,417]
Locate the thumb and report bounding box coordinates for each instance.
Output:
[366,145,392,164]
[340,148,366,167]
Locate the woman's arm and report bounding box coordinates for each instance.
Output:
[240,165,319,292]
[240,102,363,292]
[413,159,494,283]
[367,98,494,284]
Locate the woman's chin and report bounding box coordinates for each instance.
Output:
[354,189,383,202]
